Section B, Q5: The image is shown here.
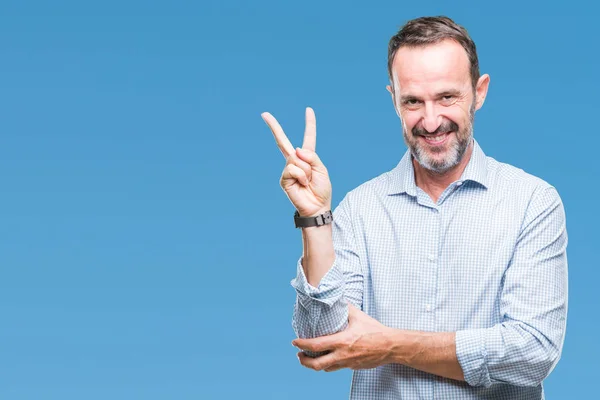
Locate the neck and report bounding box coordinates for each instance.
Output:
[412,140,474,204]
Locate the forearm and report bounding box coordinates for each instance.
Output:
[301,211,335,287]
[455,322,563,387]
[291,197,364,341]
[385,323,561,387]
[291,220,348,342]
[388,329,465,382]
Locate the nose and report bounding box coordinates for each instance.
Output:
[421,102,442,133]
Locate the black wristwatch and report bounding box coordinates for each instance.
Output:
[294,210,333,228]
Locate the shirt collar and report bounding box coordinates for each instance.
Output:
[386,139,489,196]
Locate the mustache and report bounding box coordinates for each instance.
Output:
[412,119,459,137]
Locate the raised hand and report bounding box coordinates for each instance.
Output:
[262,107,332,217]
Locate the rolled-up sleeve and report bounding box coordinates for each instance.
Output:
[291,195,364,341]
[456,186,568,387]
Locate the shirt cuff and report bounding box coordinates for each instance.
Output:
[455,328,492,388]
[290,257,344,308]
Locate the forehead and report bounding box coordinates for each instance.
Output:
[392,39,471,93]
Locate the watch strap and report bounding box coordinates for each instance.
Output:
[294,210,333,228]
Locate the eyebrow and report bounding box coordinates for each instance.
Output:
[399,94,420,102]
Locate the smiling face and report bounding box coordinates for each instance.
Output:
[388,39,489,174]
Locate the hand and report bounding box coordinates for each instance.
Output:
[292,303,395,372]
[262,107,332,217]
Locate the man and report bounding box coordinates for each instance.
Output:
[262,16,567,399]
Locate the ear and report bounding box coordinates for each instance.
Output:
[474,74,490,111]
[386,84,401,118]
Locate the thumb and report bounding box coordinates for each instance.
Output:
[296,148,326,171]
[347,302,360,322]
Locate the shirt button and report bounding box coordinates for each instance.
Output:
[425,304,432,312]
[427,254,436,262]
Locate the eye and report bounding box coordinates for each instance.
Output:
[440,95,457,105]
[403,99,421,106]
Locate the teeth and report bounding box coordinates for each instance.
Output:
[425,133,446,142]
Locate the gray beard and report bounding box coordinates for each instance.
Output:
[404,104,475,174]
[410,128,472,174]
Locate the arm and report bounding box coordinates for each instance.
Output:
[454,186,568,387]
[291,196,364,342]
[388,330,464,381]
[295,305,465,380]
[295,186,568,387]
[260,108,363,344]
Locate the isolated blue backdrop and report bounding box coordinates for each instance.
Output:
[0,1,597,399]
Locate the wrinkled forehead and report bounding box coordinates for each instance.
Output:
[391,39,472,94]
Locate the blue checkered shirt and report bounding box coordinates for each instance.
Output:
[291,140,568,399]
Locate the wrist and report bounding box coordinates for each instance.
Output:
[298,205,331,218]
[381,328,399,365]
[294,207,333,229]
[386,329,416,365]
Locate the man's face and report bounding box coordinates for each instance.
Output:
[388,40,486,174]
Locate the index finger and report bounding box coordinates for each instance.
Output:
[292,334,340,353]
[261,112,295,158]
[302,107,317,152]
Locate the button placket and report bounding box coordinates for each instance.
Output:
[425,207,440,321]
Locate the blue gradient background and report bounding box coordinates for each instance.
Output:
[0,1,597,398]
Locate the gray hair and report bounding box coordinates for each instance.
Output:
[387,16,480,90]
